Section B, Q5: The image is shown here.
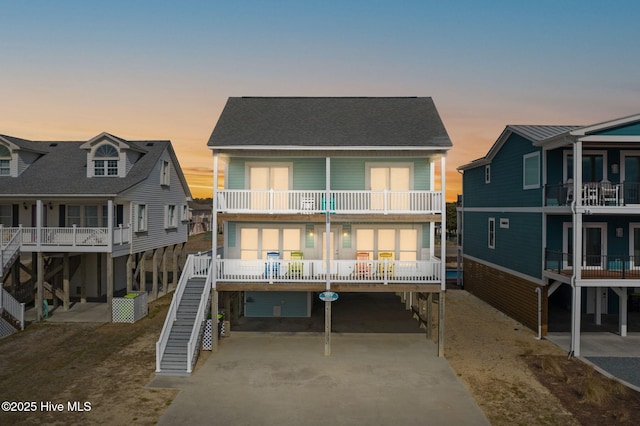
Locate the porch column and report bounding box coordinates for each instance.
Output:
[63,253,70,311]
[325,156,331,356]
[211,290,219,352]
[172,244,179,289]
[595,287,602,325]
[107,253,114,321]
[620,290,628,336]
[212,152,219,294]
[139,251,146,293]
[107,199,114,252]
[438,155,446,357]
[152,248,160,300]
[36,200,43,249]
[571,139,583,357]
[162,246,169,295]
[126,254,133,294]
[36,252,44,321]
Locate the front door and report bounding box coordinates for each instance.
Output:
[563,223,607,269]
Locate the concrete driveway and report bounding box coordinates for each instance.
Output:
[150,332,489,425]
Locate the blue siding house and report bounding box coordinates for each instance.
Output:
[206,97,452,354]
[458,113,640,356]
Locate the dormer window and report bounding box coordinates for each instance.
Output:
[0,145,10,176]
[94,144,119,176]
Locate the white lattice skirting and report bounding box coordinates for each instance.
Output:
[112,292,148,323]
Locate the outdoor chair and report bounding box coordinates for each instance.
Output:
[378,252,394,278]
[356,252,371,279]
[288,251,304,278]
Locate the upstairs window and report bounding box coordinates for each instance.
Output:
[485,165,491,184]
[94,144,119,176]
[523,152,540,189]
[0,145,10,176]
[161,160,170,185]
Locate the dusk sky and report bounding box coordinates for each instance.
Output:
[2,1,639,201]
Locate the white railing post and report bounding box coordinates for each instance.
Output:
[72,225,77,246]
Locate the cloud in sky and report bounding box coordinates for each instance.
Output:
[1,1,639,200]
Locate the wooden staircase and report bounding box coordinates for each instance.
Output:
[157,277,207,375]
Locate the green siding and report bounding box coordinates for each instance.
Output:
[228,222,236,247]
[463,134,542,208]
[422,224,430,248]
[227,157,432,190]
[305,224,314,248]
[245,291,310,317]
[342,224,352,248]
[599,122,640,136]
[464,211,542,278]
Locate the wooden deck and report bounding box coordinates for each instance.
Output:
[548,268,640,280]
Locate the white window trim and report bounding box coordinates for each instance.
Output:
[245,162,293,189]
[563,149,608,183]
[134,204,148,232]
[90,142,121,178]
[485,165,491,184]
[629,223,640,268]
[161,160,171,186]
[181,204,189,222]
[562,222,607,269]
[499,218,509,229]
[0,144,14,176]
[365,162,414,190]
[165,204,177,229]
[488,217,495,249]
[522,152,540,190]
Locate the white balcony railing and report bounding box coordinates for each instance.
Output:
[216,190,442,214]
[215,258,442,284]
[0,225,131,251]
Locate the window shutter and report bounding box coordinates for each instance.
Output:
[59,205,66,227]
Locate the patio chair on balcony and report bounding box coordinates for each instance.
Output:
[287,251,304,278]
[378,252,394,278]
[264,251,280,279]
[356,252,370,278]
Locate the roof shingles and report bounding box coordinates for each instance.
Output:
[208,97,452,149]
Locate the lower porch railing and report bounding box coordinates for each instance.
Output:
[545,250,640,279]
[215,258,441,284]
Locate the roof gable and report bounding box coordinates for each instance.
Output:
[0,133,184,197]
[208,97,452,150]
[570,113,640,137]
[457,125,579,171]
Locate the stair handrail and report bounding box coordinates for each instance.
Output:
[156,254,195,372]
[186,255,212,373]
[1,226,22,277]
[0,286,25,330]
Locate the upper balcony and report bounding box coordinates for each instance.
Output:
[544,182,640,208]
[0,225,131,253]
[216,189,443,215]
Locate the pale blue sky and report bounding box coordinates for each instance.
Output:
[1,1,639,198]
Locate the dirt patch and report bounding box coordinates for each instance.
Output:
[443,290,640,425]
[0,295,177,426]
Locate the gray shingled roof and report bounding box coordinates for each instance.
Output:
[207,97,452,149]
[0,135,171,196]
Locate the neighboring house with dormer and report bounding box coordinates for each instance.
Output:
[0,132,191,329]
[457,113,640,356]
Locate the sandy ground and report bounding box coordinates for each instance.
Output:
[1,281,639,425]
[441,290,579,425]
